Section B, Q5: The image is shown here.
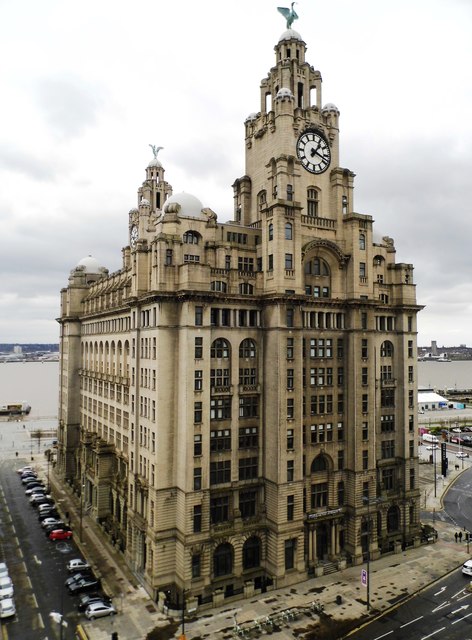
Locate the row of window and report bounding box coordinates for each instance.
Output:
[193,458,259,488]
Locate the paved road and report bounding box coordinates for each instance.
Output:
[0,458,83,639]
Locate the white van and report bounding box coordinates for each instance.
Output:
[422,433,439,444]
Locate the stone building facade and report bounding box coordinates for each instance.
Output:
[57,21,422,610]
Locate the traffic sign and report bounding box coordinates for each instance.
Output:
[361,568,368,586]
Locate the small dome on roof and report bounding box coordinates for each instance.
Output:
[279,29,302,42]
[140,198,150,206]
[163,192,205,219]
[76,256,103,274]
[245,112,258,122]
[148,158,162,168]
[129,207,139,214]
[322,103,340,114]
[276,87,293,99]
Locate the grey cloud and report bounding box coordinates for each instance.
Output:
[36,76,105,138]
[0,145,59,181]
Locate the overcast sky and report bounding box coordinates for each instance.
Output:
[1,0,471,347]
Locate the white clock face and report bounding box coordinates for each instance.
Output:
[130,225,138,248]
[297,131,331,174]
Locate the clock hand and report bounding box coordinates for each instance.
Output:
[310,141,321,158]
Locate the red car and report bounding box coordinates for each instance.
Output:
[49,529,73,541]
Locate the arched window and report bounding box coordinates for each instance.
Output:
[381,341,394,358]
[387,505,400,532]
[285,222,293,240]
[239,339,256,358]
[183,231,199,244]
[258,190,267,211]
[307,188,319,217]
[310,454,328,473]
[211,338,230,359]
[268,223,273,241]
[213,543,233,577]
[211,281,227,292]
[305,257,330,276]
[243,537,261,570]
[239,283,253,295]
[359,234,366,250]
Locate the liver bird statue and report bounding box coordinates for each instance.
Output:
[277,2,298,29]
[149,144,164,159]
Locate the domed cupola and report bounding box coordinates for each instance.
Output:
[163,192,206,220]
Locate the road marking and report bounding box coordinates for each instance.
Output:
[452,612,472,624]
[31,594,38,609]
[400,615,424,628]
[372,631,393,640]
[33,554,42,565]
[421,628,446,639]
[453,588,466,598]
[432,600,450,612]
[434,586,446,596]
[452,604,469,614]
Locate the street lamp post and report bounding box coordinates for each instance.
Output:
[79,480,85,543]
[433,446,437,497]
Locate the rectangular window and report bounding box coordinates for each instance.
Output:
[408,366,414,383]
[287,398,294,419]
[286,337,294,359]
[337,421,344,441]
[284,539,296,570]
[409,467,415,490]
[210,368,230,388]
[286,308,294,327]
[287,460,294,482]
[193,505,202,532]
[285,253,293,269]
[194,337,203,359]
[382,468,394,491]
[268,254,273,270]
[193,467,202,491]
[361,339,368,359]
[311,482,328,508]
[239,396,258,417]
[287,368,294,389]
[194,401,202,423]
[239,426,258,449]
[191,554,201,578]
[210,495,229,523]
[337,367,344,386]
[239,490,257,519]
[239,367,256,386]
[408,340,414,358]
[359,262,366,278]
[194,434,202,456]
[165,249,173,265]
[239,457,258,480]
[381,440,395,459]
[362,394,368,413]
[287,428,294,450]
[194,370,203,391]
[381,388,395,408]
[408,390,414,408]
[238,257,254,272]
[287,495,294,521]
[337,449,344,470]
[210,460,231,485]
[381,415,395,432]
[210,396,231,419]
[409,439,415,458]
[337,338,344,359]
[362,450,368,470]
[361,367,368,385]
[361,312,368,330]
[210,429,231,451]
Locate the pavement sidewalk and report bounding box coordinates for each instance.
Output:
[38,454,472,640]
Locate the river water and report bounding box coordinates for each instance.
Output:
[1,360,472,421]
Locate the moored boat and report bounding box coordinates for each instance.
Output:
[0,402,31,416]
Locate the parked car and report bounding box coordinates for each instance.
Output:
[30,496,54,507]
[0,577,14,600]
[44,524,70,536]
[41,518,64,529]
[77,592,112,612]
[84,601,116,619]
[67,559,91,573]
[0,597,16,618]
[0,564,8,579]
[22,476,39,485]
[456,451,470,459]
[68,576,100,594]
[17,466,34,474]
[38,510,60,522]
[65,571,93,588]
[426,445,439,451]
[49,529,73,541]
[25,485,46,495]
[462,560,472,576]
